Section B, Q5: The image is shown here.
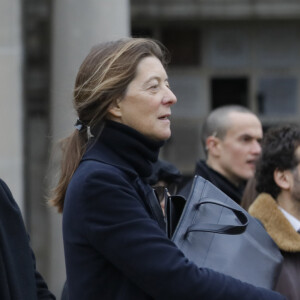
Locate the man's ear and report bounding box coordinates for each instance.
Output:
[206,136,221,157]
[107,100,122,119]
[274,168,292,190]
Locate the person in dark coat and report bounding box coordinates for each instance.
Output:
[0,178,55,300]
[249,125,300,300]
[146,159,182,212]
[60,159,182,299]
[49,37,285,300]
[147,159,182,191]
[180,105,262,204]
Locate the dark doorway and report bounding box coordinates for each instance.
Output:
[211,77,248,109]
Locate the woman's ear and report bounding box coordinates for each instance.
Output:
[107,100,122,119]
[274,168,292,190]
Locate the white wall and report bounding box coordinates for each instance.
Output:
[0,0,23,211]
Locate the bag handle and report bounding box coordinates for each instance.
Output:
[184,199,248,239]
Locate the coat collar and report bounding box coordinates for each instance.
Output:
[249,193,300,252]
[82,120,164,178]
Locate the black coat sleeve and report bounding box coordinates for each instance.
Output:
[28,235,56,300]
[0,179,55,300]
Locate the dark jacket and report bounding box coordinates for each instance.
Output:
[180,160,245,204]
[249,193,300,300]
[63,120,285,300]
[0,179,55,300]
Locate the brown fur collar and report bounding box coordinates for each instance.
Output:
[249,193,300,252]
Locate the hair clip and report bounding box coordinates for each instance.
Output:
[87,126,94,139]
[74,118,94,139]
[74,119,84,131]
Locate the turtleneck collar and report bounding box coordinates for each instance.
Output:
[195,160,245,204]
[83,120,164,178]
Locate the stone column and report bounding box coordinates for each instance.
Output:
[0,0,23,210]
[49,0,130,297]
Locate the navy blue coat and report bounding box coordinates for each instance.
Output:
[0,179,55,300]
[63,121,285,300]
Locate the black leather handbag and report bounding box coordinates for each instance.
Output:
[169,175,283,289]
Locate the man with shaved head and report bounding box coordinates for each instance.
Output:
[180,105,262,204]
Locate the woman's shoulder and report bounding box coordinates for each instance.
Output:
[69,159,137,194]
[63,159,142,216]
[78,159,126,176]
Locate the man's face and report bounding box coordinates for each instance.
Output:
[213,112,263,186]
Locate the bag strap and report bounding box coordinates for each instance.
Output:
[145,187,166,232]
[135,178,166,233]
[184,199,248,239]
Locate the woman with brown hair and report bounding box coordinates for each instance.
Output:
[50,38,284,300]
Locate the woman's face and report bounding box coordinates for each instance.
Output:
[109,56,177,141]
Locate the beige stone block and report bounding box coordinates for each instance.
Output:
[0,53,22,155]
[0,0,21,47]
[0,52,23,208]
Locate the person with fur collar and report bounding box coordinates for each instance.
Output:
[249,125,300,300]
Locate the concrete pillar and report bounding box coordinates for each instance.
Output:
[49,0,130,297]
[0,0,23,210]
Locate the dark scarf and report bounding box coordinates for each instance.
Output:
[194,160,245,204]
[88,120,165,178]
